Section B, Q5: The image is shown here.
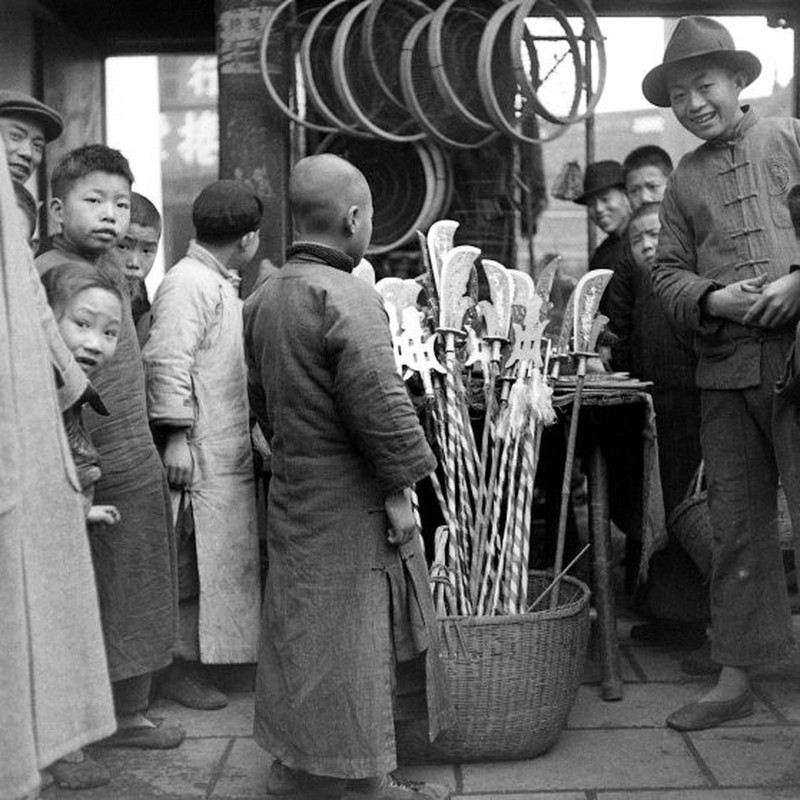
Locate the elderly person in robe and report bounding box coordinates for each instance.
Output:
[0,147,115,800]
[243,154,453,800]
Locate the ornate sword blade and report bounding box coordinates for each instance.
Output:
[572,268,614,353]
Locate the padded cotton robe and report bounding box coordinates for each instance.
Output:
[244,248,452,779]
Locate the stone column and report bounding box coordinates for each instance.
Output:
[216,0,290,295]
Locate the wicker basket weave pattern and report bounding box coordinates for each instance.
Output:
[396,572,590,763]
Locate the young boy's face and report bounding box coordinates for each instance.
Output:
[56,287,122,376]
[626,165,669,211]
[52,171,131,257]
[629,211,661,271]
[108,222,160,282]
[0,114,45,183]
[666,60,745,142]
[586,187,631,236]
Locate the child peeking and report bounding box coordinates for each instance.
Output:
[42,261,123,526]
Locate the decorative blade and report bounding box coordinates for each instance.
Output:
[555,284,577,356]
[353,258,375,285]
[427,220,459,295]
[572,269,614,353]
[588,313,609,353]
[397,306,445,396]
[376,277,423,335]
[505,294,547,375]
[535,254,560,304]
[510,268,535,307]
[478,258,514,342]
[438,245,479,333]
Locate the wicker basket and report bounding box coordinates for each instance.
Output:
[668,466,712,579]
[396,571,590,764]
[669,464,795,580]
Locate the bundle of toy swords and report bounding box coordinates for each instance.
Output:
[374,221,624,617]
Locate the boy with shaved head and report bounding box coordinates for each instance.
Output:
[244,154,453,800]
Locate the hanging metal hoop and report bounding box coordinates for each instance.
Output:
[258,0,337,133]
[331,0,426,143]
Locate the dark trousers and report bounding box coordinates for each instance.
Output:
[701,339,800,666]
[112,673,152,716]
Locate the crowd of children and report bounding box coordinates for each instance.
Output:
[3,12,800,800]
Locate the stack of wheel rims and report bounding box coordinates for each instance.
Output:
[259,0,606,253]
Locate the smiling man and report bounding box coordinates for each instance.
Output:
[0,90,63,184]
[574,159,633,277]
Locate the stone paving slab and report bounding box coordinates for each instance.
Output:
[453,794,586,799]
[689,725,800,788]
[459,729,707,793]
[566,682,776,729]
[755,680,800,723]
[599,790,800,799]
[44,738,229,799]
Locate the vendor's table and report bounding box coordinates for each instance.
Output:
[554,387,664,702]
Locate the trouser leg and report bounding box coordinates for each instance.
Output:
[701,354,793,666]
[112,673,152,716]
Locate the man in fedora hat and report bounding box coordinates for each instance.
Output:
[574,159,632,277]
[647,16,800,732]
[0,89,63,184]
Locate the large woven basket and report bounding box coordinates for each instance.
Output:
[396,571,590,764]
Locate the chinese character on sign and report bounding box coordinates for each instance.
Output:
[187,57,218,99]
[176,110,219,167]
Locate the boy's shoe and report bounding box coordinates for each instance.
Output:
[344,774,452,800]
[159,661,229,710]
[100,720,186,749]
[48,752,110,790]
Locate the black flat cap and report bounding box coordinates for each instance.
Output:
[192,180,263,240]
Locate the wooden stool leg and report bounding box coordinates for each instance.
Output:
[587,437,624,701]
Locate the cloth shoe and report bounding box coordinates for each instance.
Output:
[344,773,452,800]
[48,752,110,790]
[159,661,229,710]
[100,720,186,749]
[666,690,754,731]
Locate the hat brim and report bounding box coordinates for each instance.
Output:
[574,181,627,206]
[0,103,63,142]
[642,50,761,107]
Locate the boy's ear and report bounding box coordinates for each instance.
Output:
[239,230,258,250]
[50,196,63,227]
[345,205,359,237]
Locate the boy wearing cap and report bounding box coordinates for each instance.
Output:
[646,16,800,731]
[0,89,62,184]
[142,179,262,710]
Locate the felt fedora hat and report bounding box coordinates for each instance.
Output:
[0,90,63,142]
[574,160,625,206]
[642,16,761,108]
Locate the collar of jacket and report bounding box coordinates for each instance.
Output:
[187,239,237,283]
[46,233,101,264]
[709,105,758,149]
[286,241,355,273]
